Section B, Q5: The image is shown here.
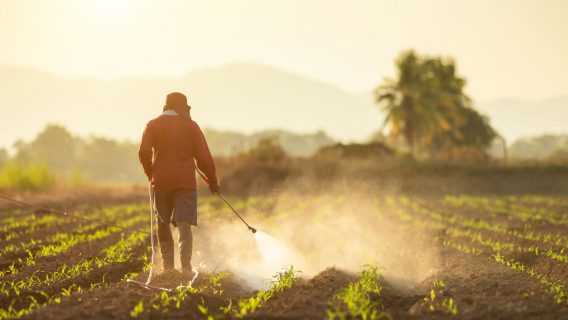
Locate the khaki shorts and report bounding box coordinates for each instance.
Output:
[153,188,197,226]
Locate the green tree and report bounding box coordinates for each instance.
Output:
[14,124,78,173]
[78,137,142,182]
[375,50,495,157]
[429,105,497,156]
[244,137,287,163]
[0,148,7,168]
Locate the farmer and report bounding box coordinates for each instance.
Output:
[138,92,220,279]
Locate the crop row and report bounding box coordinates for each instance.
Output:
[435,238,567,305]
[390,202,568,266]
[442,227,568,263]
[1,215,59,242]
[0,231,148,319]
[492,252,567,304]
[130,266,299,319]
[444,195,568,226]
[130,271,229,318]
[0,203,144,261]
[0,202,146,244]
[0,221,107,260]
[445,195,568,210]
[397,197,568,250]
[387,198,567,269]
[0,213,148,278]
[385,197,568,305]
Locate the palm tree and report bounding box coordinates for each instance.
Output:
[429,105,497,156]
[375,50,474,155]
[375,51,420,151]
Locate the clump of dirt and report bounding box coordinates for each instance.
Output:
[246,267,356,320]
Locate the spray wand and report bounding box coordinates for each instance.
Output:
[217,194,257,234]
[196,167,257,234]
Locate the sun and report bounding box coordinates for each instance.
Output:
[82,0,135,23]
[98,0,130,10]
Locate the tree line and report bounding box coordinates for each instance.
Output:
[7,125,143,183]
[1,49,565,191]
[0,125,335,186]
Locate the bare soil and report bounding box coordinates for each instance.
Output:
[1,193,565,320]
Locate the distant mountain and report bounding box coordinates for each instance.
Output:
[476,96,568,143]
[1,62,567,152]
[0,63,380,150]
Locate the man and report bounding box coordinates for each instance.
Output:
[138,92,220,279]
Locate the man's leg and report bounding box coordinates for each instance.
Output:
[156,218,174,271]
[177,222,193,275]
[154,191,175,271]
[173,189,197,277]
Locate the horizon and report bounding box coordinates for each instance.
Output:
[1,0,568,151]
[7,59,568,102]
[1,60,568,152]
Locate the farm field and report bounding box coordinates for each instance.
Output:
[0,193,567,319]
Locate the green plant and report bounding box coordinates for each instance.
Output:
[0,161,56,191]
[130,301,144,317]
[327,265,390,320]
[131,271,232,317]
[198,304,226,320]
[233,266,299,318]
[421,278,458,315]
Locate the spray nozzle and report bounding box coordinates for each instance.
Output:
[249,226,257,234]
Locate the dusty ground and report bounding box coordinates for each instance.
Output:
[1,192,566,319]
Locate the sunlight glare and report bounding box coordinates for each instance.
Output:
[82,0,133,22]
[254,231,293,266]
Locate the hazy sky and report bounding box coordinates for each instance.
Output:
[1,0,567,101]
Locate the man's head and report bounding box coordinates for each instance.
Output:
[163,92,191,118]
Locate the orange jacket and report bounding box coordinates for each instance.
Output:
[138,113,218,191]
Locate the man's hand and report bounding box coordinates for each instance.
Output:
[209,183,220,196]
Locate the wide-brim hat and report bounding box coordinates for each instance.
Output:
[164,92,190,110]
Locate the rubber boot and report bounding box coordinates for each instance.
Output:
[160,240,175,271]
[156,212,175,272]
[177,222,194,278]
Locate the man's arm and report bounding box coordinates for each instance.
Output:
[138,123,154,181]
[193,123,219,191]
